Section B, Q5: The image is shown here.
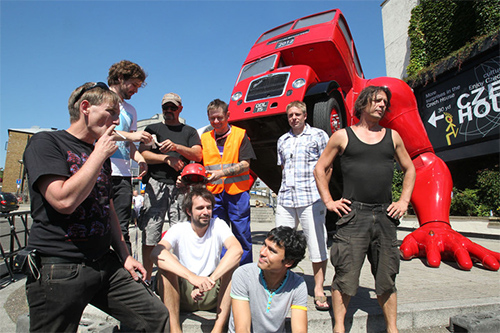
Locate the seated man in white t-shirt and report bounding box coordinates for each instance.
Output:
[151,186,243,333]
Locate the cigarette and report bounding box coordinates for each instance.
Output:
[114,130,127,140]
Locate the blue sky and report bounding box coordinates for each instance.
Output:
[0,0,388,168]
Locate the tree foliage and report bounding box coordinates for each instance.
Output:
[393,165,499,217]
[407,0,500,77]
[476,169,500,216]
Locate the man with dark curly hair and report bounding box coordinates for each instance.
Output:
[229,226,308,333]
[315,85,416,333]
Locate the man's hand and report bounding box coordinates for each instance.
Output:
[94,125,118,159]
[176,174,188,189]
[400,222,500,271]
[326,198,352,217]
[138,161,148,178]
[164,156,185,171]
[188,275,216,293]
[129,130,153,144]
[191,287,205,302]
[159,139,177,153]
[387,199,409,219]
[123,255,148,281]
[206,170,224,183]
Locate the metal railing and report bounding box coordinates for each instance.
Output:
[0,210,31,281]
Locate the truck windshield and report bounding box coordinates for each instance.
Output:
[237,54,277,84]
[294,10,336,29]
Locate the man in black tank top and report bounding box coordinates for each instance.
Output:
[314,86,416,333]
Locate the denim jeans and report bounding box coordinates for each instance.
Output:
[26,251,168,332]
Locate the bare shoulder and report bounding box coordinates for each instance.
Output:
[390,128,404,145]
[331,128,347,141]
[329,128,348,148]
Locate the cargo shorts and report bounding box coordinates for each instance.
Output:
[139,177,187,246]
[330,201,400,296]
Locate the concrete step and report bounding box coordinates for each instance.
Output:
[250,207,275,223]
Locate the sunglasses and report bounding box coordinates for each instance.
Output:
[75,82,109,101]
[162,105,179,111]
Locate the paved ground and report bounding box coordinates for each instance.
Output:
[1,211,499,332]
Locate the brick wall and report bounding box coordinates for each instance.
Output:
[3,131,31,195]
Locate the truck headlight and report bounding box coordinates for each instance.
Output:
[292,78,306,89]
[231,92,243,101]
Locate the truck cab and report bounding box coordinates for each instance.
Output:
[229,9,365,192]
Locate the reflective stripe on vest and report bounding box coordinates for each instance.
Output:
[201,126,251,195]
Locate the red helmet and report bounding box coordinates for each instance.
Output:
[181,163,207,184]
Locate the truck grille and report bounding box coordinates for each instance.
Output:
[246,73,289,102]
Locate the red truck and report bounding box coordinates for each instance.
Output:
[227,8,500,271]
[229,9,383,193]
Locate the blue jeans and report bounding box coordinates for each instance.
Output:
[214,191,252,265]
[26,251,168,332]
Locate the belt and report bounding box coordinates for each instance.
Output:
[39,252,110,265]
[350,201,390,211]
[40,256,85,264]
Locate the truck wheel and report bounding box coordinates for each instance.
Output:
[312,97,344,236]
[313,97,343,136]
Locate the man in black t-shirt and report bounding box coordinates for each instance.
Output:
[138,92,202,282]
[23,82,168,332]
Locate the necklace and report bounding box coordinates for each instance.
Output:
[265,275,285,292]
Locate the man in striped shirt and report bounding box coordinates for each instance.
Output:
[276,100,330,311]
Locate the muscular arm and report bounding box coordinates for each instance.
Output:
[37,126,118,215]
[109,199,130,259]
[109,199,146,281]
[314,129,351,216]
[223,160,249,177]
[207,160,250,183]
[231,299,251,333]
[113,130,152,144]
[290,308,308,333]
[138,143,184,171]
[209,236,243,282]
[138,143,168,164]
[387,130,416,219]
[129,144,148,177]
[167,143,202,162]
[151,240,216,292]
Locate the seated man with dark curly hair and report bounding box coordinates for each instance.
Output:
[229,226,308,333]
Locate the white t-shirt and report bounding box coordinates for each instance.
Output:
[163,217,233,276]
[111,100,138,177]
[133,195,144,210]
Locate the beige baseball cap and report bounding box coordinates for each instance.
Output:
[161,92,182,106]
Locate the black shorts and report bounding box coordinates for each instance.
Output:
[330,201,400,296]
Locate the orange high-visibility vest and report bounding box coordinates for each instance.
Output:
[201,126,251,195]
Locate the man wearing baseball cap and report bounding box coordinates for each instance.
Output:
[139,92,202,283]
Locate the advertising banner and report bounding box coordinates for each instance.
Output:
[417,53,500,152]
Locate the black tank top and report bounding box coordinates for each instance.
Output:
[340,127,394,204]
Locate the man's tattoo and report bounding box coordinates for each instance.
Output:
[223,163,244,177]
